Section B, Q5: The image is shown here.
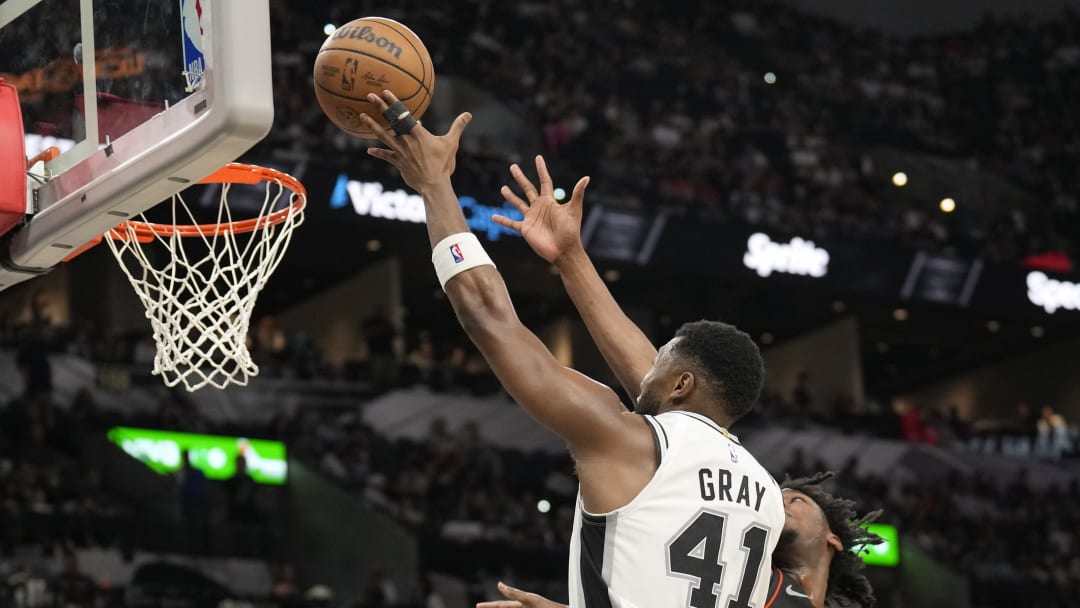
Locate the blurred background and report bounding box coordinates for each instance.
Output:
[3,0,1080,607]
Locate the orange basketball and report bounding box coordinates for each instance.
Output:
[313,17,434,138]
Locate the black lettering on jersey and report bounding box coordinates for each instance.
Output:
[755,483,767,511]
[696,468,770,512]
[736,476,751,507]
[719,469,733,502]
[698,469,715,501]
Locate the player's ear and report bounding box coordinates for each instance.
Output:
[671,372,695,399]
[826,531,843,553]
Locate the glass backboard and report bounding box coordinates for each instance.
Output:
[0,0,274,290]
[3,0,203,173]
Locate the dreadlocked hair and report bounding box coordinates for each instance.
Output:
[781,471,884,608]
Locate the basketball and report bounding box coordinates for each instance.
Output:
[313,17,435,138]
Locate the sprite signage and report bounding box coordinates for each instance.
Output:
[860,523,900,567]
[107,427,287,485]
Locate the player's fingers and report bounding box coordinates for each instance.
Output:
[491,214,524,234]
[569,176,591,209]
[379,89,402,105]
[360,113,400,150]
[500,186,530,213]
[510,164,539,201]
[368,90,400,111]
[377,89,435,142]
[366,147,399,166]
[535,155,554,196]
[445,112,473,144]
[366,92,391,113]
[475,602,523,608]
[497,582,554,606]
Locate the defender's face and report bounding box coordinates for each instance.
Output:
[782,488,829,542]
[635,338,682,415]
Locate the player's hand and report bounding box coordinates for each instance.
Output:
[493,155,590,265]
[362,90,471,194]
[475,582,567,608]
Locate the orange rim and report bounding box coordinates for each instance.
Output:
[107,163,307,239]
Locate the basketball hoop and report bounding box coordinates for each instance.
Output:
[103,163,306,391]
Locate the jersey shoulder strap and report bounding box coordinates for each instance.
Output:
[640,414,670,462]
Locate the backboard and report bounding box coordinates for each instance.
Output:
[0,0,274,290]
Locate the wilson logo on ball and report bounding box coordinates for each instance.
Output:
[336,106,361,128]
[331,25,403,60]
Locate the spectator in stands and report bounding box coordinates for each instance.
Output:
[272,563,299,606]
[358,565,399,608]
[1035,405,1072,459]
[64,389,101,448]
[177,450,208,527]
[287,329,323,380]
[792,370,820,422]
[226,454,259,524]
[422,575,449,608]
[428,418,455,456]
[403,331,442,390]
[922,408,944,447]
[0,461,19,555]
[132,333,156,369]
[444,345,470,392]
[783,448,812,480]
[22,418,57,467]
[8,562,49,608]
[946,405,971,442]
[1013,402,1038,442]
[15,295,53,399]
[51,552,96,608]
[251,315,288,372]
[76,465,121,545]
[304,584,335,608]
[898,403,926,443]
[362,307,400,392]
[0,310,15,347]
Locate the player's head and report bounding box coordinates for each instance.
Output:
[775,472,882,608]
[635,320,764,423]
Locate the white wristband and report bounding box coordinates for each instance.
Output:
[431,232,495,290]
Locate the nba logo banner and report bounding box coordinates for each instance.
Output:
[450,243,464,263]
[180,0,207,91]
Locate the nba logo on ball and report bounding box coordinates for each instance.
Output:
[450,243,464,263]
[180,0,206,91]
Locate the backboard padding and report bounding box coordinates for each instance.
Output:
[0,78,27,236]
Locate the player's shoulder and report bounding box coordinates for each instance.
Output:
[764,569,814,608]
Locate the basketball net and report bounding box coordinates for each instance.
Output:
[104,164,306,391]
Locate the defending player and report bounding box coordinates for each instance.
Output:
[360,92,784,608]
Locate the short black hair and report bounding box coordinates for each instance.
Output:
[672,320,764,421]
[781,472,883,608]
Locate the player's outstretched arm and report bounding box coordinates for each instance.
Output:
[475,581,567,608]
[492,157,657,401]
[360,92,639,459]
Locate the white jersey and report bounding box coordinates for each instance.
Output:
[568,410,784,608]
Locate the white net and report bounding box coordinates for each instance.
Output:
[105,167,305,391]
